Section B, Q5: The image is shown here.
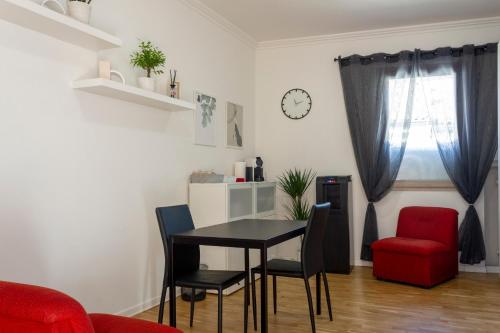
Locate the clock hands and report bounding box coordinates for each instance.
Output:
[293,98,304,106]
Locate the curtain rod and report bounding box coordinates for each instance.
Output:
[333,44,494,64]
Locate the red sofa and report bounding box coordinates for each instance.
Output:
[0,281,181,333]
[371,206,458,288]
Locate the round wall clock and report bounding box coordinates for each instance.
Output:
[281,88,312,120]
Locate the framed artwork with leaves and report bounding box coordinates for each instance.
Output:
[194,91,217,147]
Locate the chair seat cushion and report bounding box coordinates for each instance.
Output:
[372,237,449,256]
[176,270,246,289]
[252,259,303,277]
[90,314,182,333]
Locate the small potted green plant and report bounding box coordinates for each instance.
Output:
[130,40,166,92]
[68,0,93,24]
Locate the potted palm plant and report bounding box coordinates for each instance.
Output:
[68,0,93,24]
[130,40,166,92]
[277,168,316,260]
[277,168,316,221]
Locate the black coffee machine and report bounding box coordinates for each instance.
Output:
[246,157,265,182]
[254,157,264,182]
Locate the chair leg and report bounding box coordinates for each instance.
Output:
[272,275,277,315]
[322,271,333,321]
[246,280,250,307]
[304,277,316,333]
[251,271,257,331]
[316,272,321,315]
[244,276,249,333]
[190,288,195,327]
[158,271,168,324]
[218,288,223,333]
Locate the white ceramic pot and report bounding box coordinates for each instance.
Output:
[138,77,155,91]
[68,1,91,24]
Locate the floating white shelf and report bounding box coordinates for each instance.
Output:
[0,0,122,50]
[72,79,196,111]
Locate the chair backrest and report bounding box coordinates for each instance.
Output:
[301,203,331,278]
[156,205,200,276]
[396,206,458,250]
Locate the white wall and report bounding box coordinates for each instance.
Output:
[0,0,255,314]
[255,22,500,267]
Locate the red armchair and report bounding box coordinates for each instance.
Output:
[0,281,182,333]
[371,206,458,288]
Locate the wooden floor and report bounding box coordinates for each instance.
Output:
[135,267,500,333]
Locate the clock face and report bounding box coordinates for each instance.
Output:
[281,89,312,120]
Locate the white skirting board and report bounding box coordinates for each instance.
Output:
[118,263,499,317]
[358,260,498,274]
[116,287,181,317]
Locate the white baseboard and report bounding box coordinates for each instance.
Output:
[116,288,181,317]
[117,296,161,317]
[116,262,500,317]
[486,266,500,273]
[459,264,487,273]
[355,260,496,274]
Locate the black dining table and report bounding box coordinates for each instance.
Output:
[168,218,321,333]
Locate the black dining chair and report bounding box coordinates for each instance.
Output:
[250,203,333,333]
[156,204,249,333]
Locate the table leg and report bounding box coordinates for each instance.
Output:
[168,239,176,327]
[260,246,268,333]
[244,248,249,333]
[316,272,321,315]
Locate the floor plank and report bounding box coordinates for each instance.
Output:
[134,267,500,333]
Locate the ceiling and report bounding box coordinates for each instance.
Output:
[196,0,500,42]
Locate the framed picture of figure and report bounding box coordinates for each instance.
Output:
[194,91,217,147]
[226,102,243,149]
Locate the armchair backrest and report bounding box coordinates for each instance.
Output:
[0,281,94,333]
[396,206,458,250]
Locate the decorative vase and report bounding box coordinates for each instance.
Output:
[68,1,91,24]
[40,0,66,15]
[138,77,155,91]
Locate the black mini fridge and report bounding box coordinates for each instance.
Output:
[316,176,354,274]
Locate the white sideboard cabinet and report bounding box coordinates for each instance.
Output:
[188,181,277,294]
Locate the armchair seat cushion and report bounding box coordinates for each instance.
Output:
[371,237,449,256]
[90,314,182,333]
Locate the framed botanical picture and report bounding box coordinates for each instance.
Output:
[226,102,243,149]
[194,91,217,147]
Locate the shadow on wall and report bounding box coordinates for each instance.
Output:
[0,20,95,68]
[0,186,49,285]
[75,93,176,133]
[139,185,172,314]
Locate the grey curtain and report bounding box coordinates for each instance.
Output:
[416,44,498,264]
[339,52,416,261]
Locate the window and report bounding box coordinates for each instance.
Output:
[389,74,456,182]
